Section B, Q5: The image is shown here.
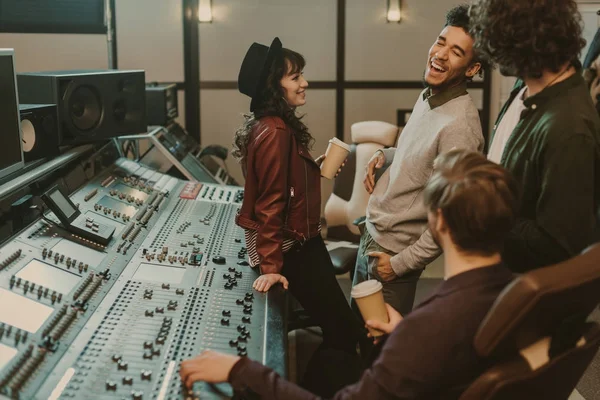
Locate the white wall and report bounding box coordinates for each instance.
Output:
[116,0,184,83]
[0,33,108,71]
[199,0,336,81]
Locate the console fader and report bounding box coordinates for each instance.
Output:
[0,156,285,400]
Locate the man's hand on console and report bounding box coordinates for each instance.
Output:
[180,350,240,387]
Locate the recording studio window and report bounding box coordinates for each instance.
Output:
[0,0,105,34]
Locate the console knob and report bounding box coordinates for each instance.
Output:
[141,370,152,381]
[131,390,144,400]
[212,255,226,264]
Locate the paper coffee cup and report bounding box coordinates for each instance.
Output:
[320,138,350,179]
[351,280,389,337]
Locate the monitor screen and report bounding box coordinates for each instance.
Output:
[0,49,23,180]
[48,189,78,220]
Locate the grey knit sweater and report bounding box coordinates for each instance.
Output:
[366,86,484,277]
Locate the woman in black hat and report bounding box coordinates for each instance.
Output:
[233,38,364,360]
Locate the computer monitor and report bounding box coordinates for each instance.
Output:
[0,49,23,180]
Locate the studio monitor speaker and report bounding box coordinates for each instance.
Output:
[17,70,147,145]
[19,104,60,162]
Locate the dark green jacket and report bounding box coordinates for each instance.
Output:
[493,71,600,271]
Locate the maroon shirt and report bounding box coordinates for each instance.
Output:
[228,263,513,399]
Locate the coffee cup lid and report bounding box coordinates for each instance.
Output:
[329,137,351,151]
[350,279,383,298]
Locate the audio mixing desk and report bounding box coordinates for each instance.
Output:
[0,157,286,400]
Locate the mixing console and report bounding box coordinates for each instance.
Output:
[0,156,286,400]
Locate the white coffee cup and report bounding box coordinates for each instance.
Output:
[351,280,389,337]
[320,137,351,179]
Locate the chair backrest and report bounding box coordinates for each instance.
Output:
[460,323,600,400]
[459,243,600,399]
[324,121,398,242]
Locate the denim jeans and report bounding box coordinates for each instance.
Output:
[351,227,422,317]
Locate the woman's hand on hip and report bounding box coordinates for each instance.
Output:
[253,273,289,292]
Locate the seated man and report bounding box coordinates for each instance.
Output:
[179,149,518,399]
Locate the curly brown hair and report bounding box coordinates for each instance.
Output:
[232,48,314,162]
[468,0,586,78]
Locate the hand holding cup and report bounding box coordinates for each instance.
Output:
[320,138,350,179]
[351,280,389,337]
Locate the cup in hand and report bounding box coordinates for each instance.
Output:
[320,137,351,179]
[350,280,389,337]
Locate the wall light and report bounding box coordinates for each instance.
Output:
[198,0,213,23]
[387,0,402,23]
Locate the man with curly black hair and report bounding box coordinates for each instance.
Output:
[355,4,485,317]
[469,0,600,271]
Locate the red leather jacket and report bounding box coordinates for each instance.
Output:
[235,116,322,274]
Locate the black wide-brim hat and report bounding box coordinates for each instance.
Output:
[238,37,283,112]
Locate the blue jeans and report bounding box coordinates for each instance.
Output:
[351,228,422,317]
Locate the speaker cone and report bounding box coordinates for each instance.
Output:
[67,85,102,132]
[20,118,35,152]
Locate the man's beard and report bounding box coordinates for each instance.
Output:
[422,69,467,93]
[428,218,441,247]
[431,227,441,247]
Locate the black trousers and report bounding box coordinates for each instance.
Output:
[282,235,364,354]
